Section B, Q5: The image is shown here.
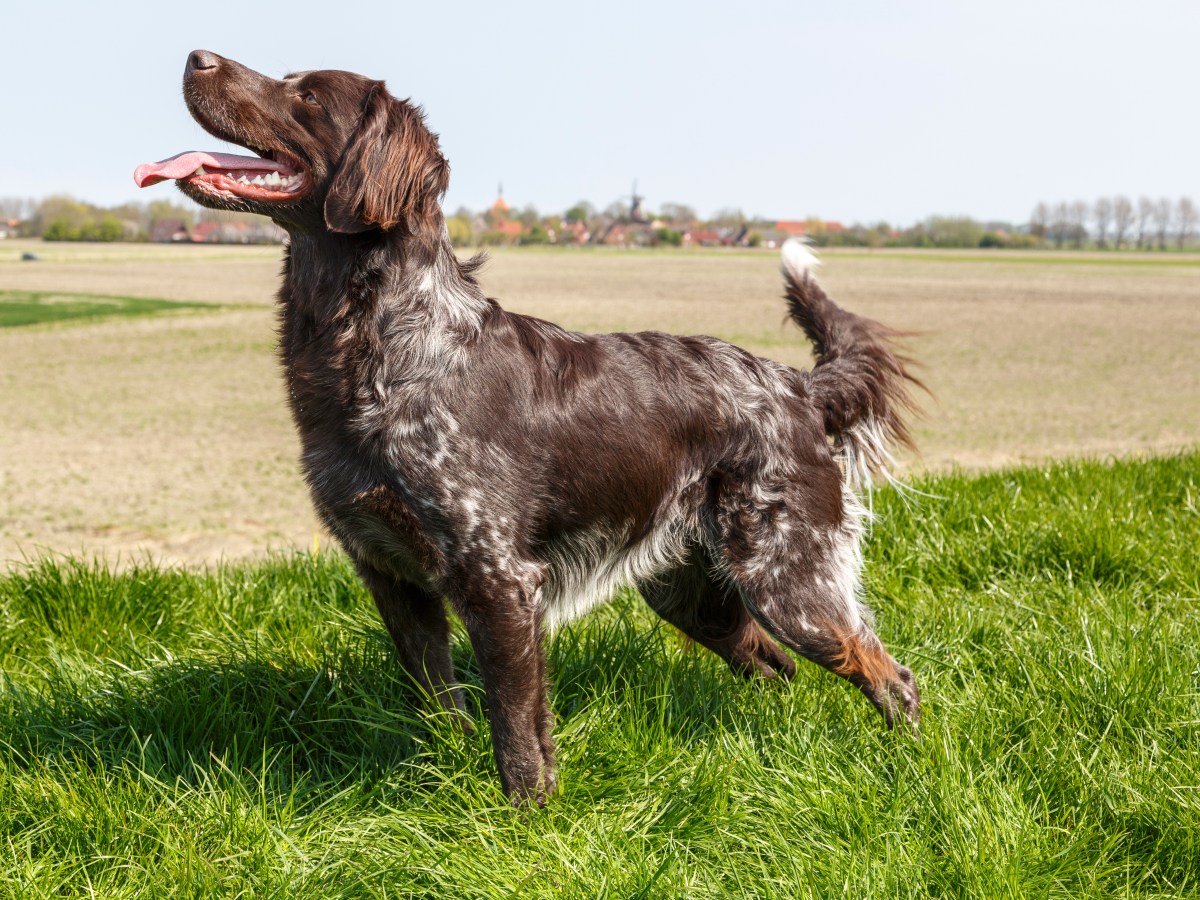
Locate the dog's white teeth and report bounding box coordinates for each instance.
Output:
[238,175,250,184]
[264,171,281,186]
[251,175,266,186]
[194,165,207,175]
[226,172,235,179]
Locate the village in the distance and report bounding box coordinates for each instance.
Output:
[1,187,1195,251]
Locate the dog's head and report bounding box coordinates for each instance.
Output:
[134,50,449,236]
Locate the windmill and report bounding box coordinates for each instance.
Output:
[629,180,647,224]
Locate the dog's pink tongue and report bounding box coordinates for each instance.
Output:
[133,151,284,187]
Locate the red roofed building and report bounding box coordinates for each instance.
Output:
[775,220,809,237]
[190,221,221,242]
[681,229,725,247]
[492,219,524,240]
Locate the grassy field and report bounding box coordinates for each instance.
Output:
[0,289,212,328]
[1,453,1197,897]
[2,239,1199,895]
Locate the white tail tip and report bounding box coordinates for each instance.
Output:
[781,238,821,280]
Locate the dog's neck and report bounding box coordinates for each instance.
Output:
[282,214,486,322]
[278,212,491,402]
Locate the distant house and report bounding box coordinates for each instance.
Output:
[0,218,22,239]
[555,220,589,244]
[187,219,286,244]
[150,219,189,242]
[770,219,847,246]
[492,219,525,241]
[190,221,221,243]
[598,222,656,247]
[681,229,725,247]
[601,224,631,245]
[775,220,810,238]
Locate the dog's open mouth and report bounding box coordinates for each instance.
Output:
[133,148,306,200]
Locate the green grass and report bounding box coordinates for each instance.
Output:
[1,453,1198,897]
[0,290,213,328]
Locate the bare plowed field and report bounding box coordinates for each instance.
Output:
[3,240,1196,564]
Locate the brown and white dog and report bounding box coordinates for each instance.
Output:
[136,50,923,805]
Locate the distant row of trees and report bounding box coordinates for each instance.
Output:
[794,217,1043,250]
[4,193,1197,251]
[1030,197,1197,250]
[0,195,277,243]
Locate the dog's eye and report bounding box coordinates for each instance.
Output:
[303,92,319,107]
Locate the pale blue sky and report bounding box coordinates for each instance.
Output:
[5,0,1196,224]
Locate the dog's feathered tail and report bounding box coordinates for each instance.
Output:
[781,239,923,488]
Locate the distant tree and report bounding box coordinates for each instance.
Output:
[925,216,984,248]
[146,198,196,229]
[653,227,683,247]
[658,202,697,227]
[603,198,630,221]
[42,217,80,241]
[564,200,595,224]
[477,230,510,247]
[83,215,125,242]
[518,223,550,245]
[1029,202,1050,242]
[1068,200,1089,248]
[515,205,540,228]
[1177,197,1197,249]
[0,196,32,221]
[1111,196,1134,249]
[1051,202,1070,248]
[1151,197,1172,250]
[30,196,98,238]
[860,222,891,248]
[43,210,124,242]
[709,207,746,229]
[446,213,473,247]
[107,201,151,238]
[1006,232,1043,249]
[1136,196,1154,249]
[1092,198,1112,249]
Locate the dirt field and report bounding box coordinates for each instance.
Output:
[2,239,1197,565]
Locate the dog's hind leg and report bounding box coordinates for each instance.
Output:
[638,549,795,680]
[355,561,468,723]
[707,481,920,727]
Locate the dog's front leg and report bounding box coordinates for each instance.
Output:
[453,574,555,806]
[354,561,468,725]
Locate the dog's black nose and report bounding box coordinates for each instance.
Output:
[186,50,220,73]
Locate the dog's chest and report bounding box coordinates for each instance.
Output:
[321,473,449,582]
[297,383,496,577]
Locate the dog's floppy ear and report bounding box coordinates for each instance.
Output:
[324,83,450,236]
